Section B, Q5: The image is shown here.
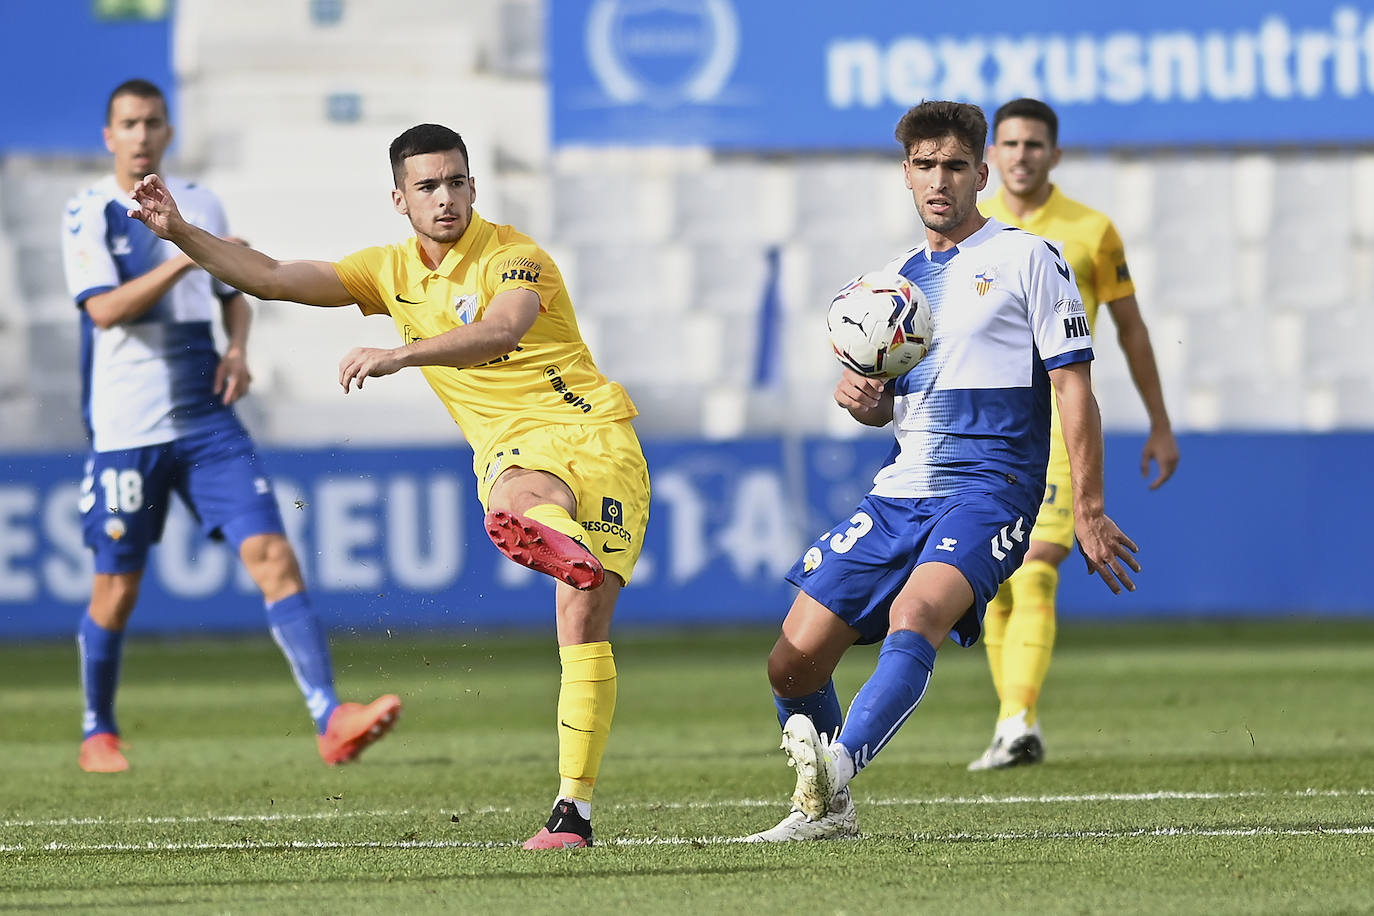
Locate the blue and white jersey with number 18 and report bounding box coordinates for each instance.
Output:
[62,175,243,452]
[870,218,1091,515]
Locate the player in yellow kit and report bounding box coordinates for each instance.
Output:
[127,123,649,848]
[972,99,1179,769]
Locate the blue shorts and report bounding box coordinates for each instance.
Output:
[79,425,287,574]
[785,492,1033,647]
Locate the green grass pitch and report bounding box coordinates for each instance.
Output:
[2,619,1373,914]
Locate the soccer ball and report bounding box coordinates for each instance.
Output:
[826,271,933,378]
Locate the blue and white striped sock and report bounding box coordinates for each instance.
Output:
[835,629,937,776]
[265,592,339,734]
[78,613,124,738]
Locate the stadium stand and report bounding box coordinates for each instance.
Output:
[2,0,1373,452]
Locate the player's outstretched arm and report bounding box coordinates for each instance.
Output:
[1106,294,1179,489]
[338,287,540,392]
[834,368,893,426]
[128,174,354,307]
[1051,360,1141,594]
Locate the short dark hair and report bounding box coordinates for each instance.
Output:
[106,78,167,125]
[992,98,1059,147]
[389,124,470,187]
[894,100,988,161]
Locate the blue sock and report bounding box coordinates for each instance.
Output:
[774,679,843,741]
[836,629,937,775]
[78,614,124,738]
[265,592,339,734]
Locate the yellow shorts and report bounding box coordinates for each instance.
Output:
[474,419,650,584]
[1033,427,1075,550]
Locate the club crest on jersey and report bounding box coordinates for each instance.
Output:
[454,294,478,324]
[104,518,127,541]
[802,546,823,573]
[971,268,997,296]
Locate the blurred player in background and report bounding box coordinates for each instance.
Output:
[61,79,400,774]
[746,100,1139,842]
[971,98,1179,770]
[125,123,650,850]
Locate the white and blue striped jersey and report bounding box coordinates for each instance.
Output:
[869,218,1091,513]
[62,176,242,452]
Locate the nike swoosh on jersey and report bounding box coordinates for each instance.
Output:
[560,719,595,733]
[395,293,424,304]
[600,543,626,554]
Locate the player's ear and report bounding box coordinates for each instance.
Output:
[1051,146,1063,170]
[103,126,115,155]
[392,187,407,215]
[469,175,477,204]
[976,160,989,192]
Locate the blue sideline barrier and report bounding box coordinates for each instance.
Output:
[0,433,1369,639]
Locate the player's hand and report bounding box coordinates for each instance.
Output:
[1075,512,1140,594]
[127,174,184,240]
[1141,428,1179,490]
[339,346,403,392]
[833,368,886,411]
[214,350,252,404]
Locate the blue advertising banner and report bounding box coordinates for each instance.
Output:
[1,434,1370,640]
[550,0,1374,149]
[0,0,174,153]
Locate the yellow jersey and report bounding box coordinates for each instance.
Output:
[981,186,1134,333]
[332,211,637,457]
[983,187,1136,546]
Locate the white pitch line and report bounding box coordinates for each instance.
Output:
[3,788,1370,831]
[3,824,1374,854]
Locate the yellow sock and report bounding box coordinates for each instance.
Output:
[982,581,1013,703]
[557,641,617,803]
[998,560,1058,726]
[525,503,586,544]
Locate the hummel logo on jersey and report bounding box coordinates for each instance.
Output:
[395,293,424,304]
[991,517,1027,560]
[1063,315,1090,339]
[111,235,132,256]
[935,537,958,552]
[1043,240,1071,281]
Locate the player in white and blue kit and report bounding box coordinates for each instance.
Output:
[745,101,1139,842]
[61,80,399,773]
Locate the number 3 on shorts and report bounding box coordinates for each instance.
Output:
[828,511,873,554]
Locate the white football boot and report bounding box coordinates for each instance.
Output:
[967,711,1046,771]
[780,713,844,819]
[742,787,859,842]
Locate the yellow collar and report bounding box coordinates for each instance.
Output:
[401,210,489,295]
